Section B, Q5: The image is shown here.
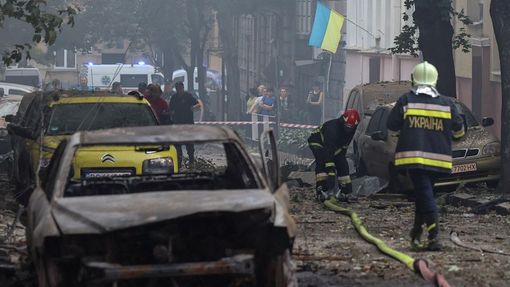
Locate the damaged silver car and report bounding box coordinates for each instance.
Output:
[26,125,297,287]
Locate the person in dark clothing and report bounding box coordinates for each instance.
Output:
[387,61,465,251]
[169,81,203,167]
[308,109,360,202]
[306,81,324,125]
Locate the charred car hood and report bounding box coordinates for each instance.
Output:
[52,189,276,235]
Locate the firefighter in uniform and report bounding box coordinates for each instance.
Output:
[387,62,465,251]
[308,109,360,202]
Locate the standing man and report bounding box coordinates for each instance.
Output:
[387,62,465,251]
[169,81,203,167]
[308,109,360,202]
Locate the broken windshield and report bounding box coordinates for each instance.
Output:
[47,103,157,135]
[63,141,259,197]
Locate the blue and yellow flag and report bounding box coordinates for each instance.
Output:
[308,1,345,54]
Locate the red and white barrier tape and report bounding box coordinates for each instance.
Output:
[279,123,318,129]
[197,121,275,125]
[196,121,318,129]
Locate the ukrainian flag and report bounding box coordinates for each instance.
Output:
[308,1,345,54]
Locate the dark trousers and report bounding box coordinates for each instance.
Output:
[309,145,350,190]
[409,169,438,214]
[175,144,195,168]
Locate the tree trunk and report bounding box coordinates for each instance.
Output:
[414,0,457,98]
[188,1,199,93]
[217,8,241,121]
[491,0,510,193]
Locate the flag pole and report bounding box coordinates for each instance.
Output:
[323,51,333,123]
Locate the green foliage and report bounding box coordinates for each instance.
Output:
[0,0,78,65]
[390,0,472,55]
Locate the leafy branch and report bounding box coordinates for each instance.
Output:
[0,0,78,65]
[390,0,472,55]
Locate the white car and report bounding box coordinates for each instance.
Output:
[0,82,36,97]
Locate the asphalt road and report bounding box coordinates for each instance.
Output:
[290,186,510,287]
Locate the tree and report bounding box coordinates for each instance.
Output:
[391,0,471,98]
[0,0,77,65]
[491,0,510,194]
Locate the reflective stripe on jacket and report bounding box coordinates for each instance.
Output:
[387,90,465,174]
[307,118,355,160]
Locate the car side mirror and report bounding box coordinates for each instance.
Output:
[4,114,15,123]
[7,124,37,140]
[482,117,494,127]
[371,131,387,141]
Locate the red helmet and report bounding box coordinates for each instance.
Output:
[342,109,360,128]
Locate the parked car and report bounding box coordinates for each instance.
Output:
[7,91,177,204]
[356,101,500,191]
[0,82,36,97]
[0,95,23,172]
[26,125,296,287]
[344,81,412,169]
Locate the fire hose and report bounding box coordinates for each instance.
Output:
[324,198,451,287]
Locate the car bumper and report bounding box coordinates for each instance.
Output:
[435,156,500,187]
[81,254,255,283]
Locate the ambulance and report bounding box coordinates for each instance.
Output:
[80,63,165,92]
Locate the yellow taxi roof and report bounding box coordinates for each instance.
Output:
[49,95,148,107]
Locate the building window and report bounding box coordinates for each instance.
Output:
[55,49,77,68]
[296,0,313,35]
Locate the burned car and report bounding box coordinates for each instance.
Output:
[27,125,297,287]
[357,101,500,191]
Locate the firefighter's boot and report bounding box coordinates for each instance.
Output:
[424,213,441,251]
[315,173,329,202]
[410,212,424,250]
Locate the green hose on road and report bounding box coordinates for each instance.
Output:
[324,198,451,287]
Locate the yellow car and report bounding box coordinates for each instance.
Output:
[8,92,177,203]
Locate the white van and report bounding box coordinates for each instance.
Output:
[0,82,36,97]
[80,63,165,91]
[4,67,41,87]
[172,68,221,92]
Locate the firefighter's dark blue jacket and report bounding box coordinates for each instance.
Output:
[387,90,465,174]
[308,118,356,160]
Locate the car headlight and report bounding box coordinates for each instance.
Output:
[142,157,174,175]
[482,142,500,156]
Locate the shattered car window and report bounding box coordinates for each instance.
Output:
[64,141,258,197]
[455,102,479,127]
[47,103,157,135]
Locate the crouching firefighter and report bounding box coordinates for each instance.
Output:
[387,61,465,251]
[308,109,360,202]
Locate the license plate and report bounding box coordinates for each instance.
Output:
[82,169,135,179]
[452,163,477,174]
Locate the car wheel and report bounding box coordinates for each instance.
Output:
[261,249,297,287]
[486,180,499,189]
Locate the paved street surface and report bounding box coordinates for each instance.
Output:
[291,187,510,287]
[1,173,510,286]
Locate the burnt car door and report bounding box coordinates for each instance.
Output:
[27,140,67,251]
[258,129,297,238]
